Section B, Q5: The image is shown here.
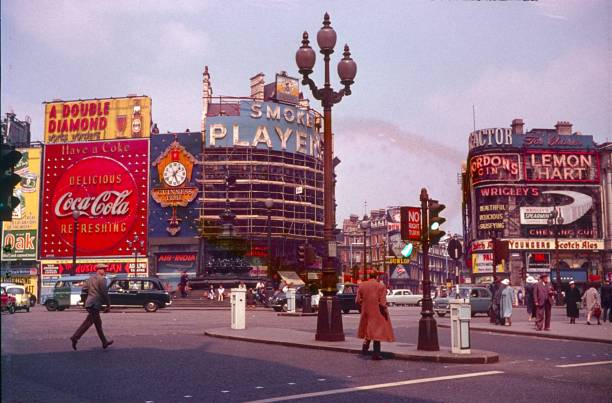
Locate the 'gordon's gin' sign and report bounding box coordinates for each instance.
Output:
[40,139,149,258]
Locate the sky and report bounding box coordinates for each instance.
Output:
[1,0,610,233]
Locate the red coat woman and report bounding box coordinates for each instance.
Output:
[356,275,395,360]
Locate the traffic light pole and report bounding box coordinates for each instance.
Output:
[417,188,439,351]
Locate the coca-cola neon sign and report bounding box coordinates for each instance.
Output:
[40,140,149,258]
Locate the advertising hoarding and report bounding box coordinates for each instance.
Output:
[149,133,201,238]
[524,151,599,183]
[206,100,321,160]
[474,185,602,240]
[43,96,152,143]
[1,148,41,260]
[275,74,300,105]
[468,128,596,152]
[39,139,149,258]
[469,153,521,185]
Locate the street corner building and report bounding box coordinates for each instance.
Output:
[462,119,611,289]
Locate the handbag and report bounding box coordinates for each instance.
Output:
[593,305,602,319]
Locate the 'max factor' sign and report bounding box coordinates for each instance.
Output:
[206,101,322,160]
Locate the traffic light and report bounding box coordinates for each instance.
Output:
[427,199,446,245]
[305,245,316,267]
[297,244,305,264]
[401,242,414,258]
[0,142,23,221]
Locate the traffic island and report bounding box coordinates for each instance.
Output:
[204,327,499,364]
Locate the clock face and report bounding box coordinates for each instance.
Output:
[163,161,187,187]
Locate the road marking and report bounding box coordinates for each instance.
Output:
[221,390,230,393]
[556,360,612,368]
[288,383,296,385]
[255,386,264,389]
[244,371,504,403]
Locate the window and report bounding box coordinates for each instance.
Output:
[143,281,158,290]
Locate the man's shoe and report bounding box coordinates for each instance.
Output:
[70,337,78,351]
[102,340,114,349]
[371,354,383,361]
[586,322,591,325]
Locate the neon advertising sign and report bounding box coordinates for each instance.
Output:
[524,151,599,183]
[40,140,149,258]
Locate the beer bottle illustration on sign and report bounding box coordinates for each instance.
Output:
[131,100,142,137]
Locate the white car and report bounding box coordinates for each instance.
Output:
[387,289,423,306]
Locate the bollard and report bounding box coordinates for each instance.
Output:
[230,288,246,329]
[450,300,471,354]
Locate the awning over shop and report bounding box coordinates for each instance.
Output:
[278,271,305,286]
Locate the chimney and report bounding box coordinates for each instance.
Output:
[250,73,265,101]
[555,121,572,135]
[511,118,524,135]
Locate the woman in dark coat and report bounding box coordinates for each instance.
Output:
[565,281,581,324]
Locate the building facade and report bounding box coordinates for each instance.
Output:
[463,119,605,288]
[198,69,326,284]
[338,206,459,293]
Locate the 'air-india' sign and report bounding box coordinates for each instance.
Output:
[40,139,149,258]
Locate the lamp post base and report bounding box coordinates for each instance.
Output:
[417,312,439,351]
[315,296,345,341]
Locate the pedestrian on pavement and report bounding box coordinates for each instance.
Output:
[179,271,189,298]
[238,281,247,290]
[356,271,395,360]
[208,285,215,300]
[582,282,601,325]
[601,279,612,323]
[246,288,257,309]
[517,288,524,306]
[525,276,537,321]
[489,277,501,324]
[492,278,504,325]
[500,279,514,326]
[70,264,113,350]
[565,281,581,324]
[217,285,225,301]
[534,273,554,331]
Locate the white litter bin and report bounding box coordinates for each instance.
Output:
[450,300,471,354]
[286,288,296,313]
[230,288,246,330]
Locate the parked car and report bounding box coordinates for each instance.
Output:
[1,287,17,314]
[337,283,360,314]
[43,275,92,311]
[83,276,172,312]
[386,289,423,306]
[433,286,492,317]
[1,283,31,313]
[268,286,316,312]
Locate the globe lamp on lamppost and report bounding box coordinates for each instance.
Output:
[127,234,145,275]
[296,12,356,341]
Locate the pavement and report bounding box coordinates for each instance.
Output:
[435,308,612,344]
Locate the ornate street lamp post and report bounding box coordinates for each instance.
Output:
[296,12,356,341]
[127,234,145,275]
[360,216,370,281]
[71,210,83,275]
[264,198,274,279]
[547,205,564,305]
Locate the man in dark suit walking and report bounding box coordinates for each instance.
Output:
[70,264,114,350]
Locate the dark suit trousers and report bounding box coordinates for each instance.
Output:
[72,307,108,344]
[536,302,552,330]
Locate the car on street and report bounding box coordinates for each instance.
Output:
[268,286,317,312]
[1,286,17,314]
[386,289,423,306]
[433,286,492,317]
[1,283,31,313]
[85,276,172,312]
[337,283,360,314]
[43,275,92,311]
